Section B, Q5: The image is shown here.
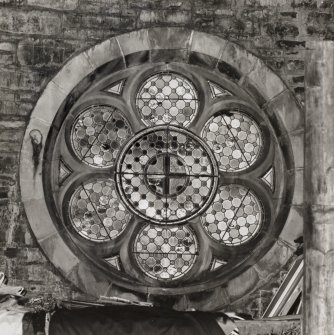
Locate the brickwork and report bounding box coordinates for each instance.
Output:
[0,0,332,316]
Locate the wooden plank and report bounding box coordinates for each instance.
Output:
[263,256,303,318]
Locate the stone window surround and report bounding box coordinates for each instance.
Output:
[19,28,303,309]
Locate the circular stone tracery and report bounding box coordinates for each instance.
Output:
[116,126,219,224]
[134,224,198,280]
[145,154,190,197]
[69,179,132,241]
[136,72,198,126]
[201,111,262,172]
[201,185,262,245]
[71,105,133,167]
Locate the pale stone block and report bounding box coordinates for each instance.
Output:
[190,30,227,60]
[0,42,15,52]
[279,205,303,248]
[84,38,123,69]
[19,166,44,202]
[20,118,53,202]
[27,0,78,10]
[292,168,303,206]
[22,198,58,241]
[31,81,67,125]
[116,29,150,56]
[226,266,260,302]
[39,234,80,276]
[148,27,192,50]
[289,130,304,169]
[220,42,258,77]
[67,262,111,297]
[247,59,286,101]
[255,240,295,280]
[265,90,304,133]
[52,53,94,96]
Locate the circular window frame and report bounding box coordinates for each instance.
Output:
[115,125,220,225]
[20,28,299,304]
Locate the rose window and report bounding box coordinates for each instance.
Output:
[45,62,287,291]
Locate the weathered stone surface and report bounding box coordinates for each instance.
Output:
[148,27,191,50]
[190,30,227,60]
[304,41,334,334]
[22,199,58,241]
[84,37,122,69]
[279,205,303,248]
[27,0,78,10]
[39,234,80,276]
[265,89,304,133]
[0,155,17,174]
[116,29,150,56]
[52,54,94,95]
[290,168,303,206]
[289,130,304,169]
[0,9,62,35]
[67,261,112,297]
[255,241,295,281]
[235,317,301,335]
[246,58,286,101]
[226,267,260,302]
[0,0,329,307]
[138,10,192,26]
[184,286,230,311]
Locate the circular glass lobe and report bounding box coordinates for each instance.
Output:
[201,184,263,246]
[136,72,198,127]
[116,126,219,224]
[71,105,133,167]
[69,178,132,241]
[201,111,262,172]
[133,224,198,281]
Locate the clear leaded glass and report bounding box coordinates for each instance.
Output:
[71,105,133,167]
[136,72,198,126]
[134,224,198,280]
[201,111,262,172]
[69,179,132,241]
[116,126,219,224]
[201,185,262,245]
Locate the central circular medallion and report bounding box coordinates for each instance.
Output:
[145,154,190,197]
[116,126,219,224]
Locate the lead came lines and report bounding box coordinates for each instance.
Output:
[116,126,219,224]
[65,71,268,282]
[136,72,199,127]
[221,113,251,168]
[134,225,199,280]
